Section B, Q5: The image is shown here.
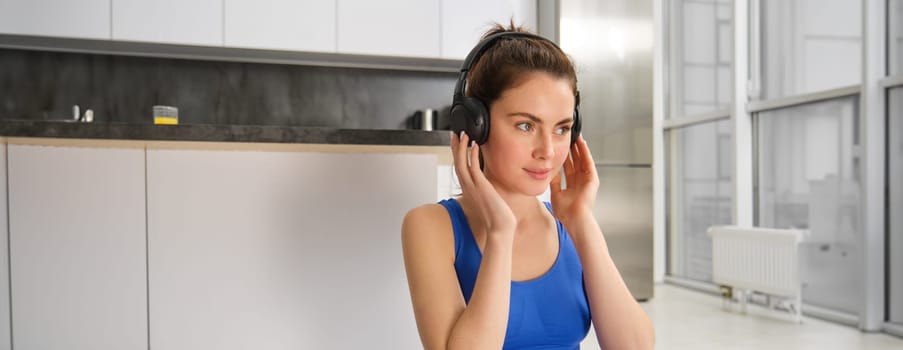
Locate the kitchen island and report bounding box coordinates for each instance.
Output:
[0,120,451,350]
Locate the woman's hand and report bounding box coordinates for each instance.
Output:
[550,135,600,232]
[451,131,517,237]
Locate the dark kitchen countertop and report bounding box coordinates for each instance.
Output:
[0,120,451,146]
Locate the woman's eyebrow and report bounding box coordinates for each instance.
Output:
[506,112,574,125]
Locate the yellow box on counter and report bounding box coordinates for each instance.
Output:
[154,116,179,125]
[153,105,179,125]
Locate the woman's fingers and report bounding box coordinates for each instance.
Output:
[452,132,474,191]
[469,139,479,172]
[564,152,577,190]
[577,136,598,179]
[549,169,563,194]
[451,131,493,198]
[561,136,599,193]
[571,137,585,172]
[468,141,491,188]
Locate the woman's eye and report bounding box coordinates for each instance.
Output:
[516,123,533,132]
[555,126,572,135]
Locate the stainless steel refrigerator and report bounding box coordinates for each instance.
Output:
[555,0,655,301]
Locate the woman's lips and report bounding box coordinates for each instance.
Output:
[524,168,552,180]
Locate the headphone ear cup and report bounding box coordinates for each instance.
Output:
[466,97,491,145]
[571,108,582,146]
[449,99,469,137]
[450,97,491,145]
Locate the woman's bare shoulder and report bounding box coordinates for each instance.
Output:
[402,202,455,256]
[403,202,451,235]
[404,202,448,222]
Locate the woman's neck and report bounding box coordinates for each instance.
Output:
[457,191,544,235]
[497,190,544,225]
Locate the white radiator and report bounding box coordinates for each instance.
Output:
[707,225,805,322]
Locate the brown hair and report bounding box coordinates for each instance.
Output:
[466,22,580,110]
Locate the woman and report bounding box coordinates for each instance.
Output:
[401,23,655,349]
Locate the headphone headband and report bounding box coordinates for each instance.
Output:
[453,32,559,99]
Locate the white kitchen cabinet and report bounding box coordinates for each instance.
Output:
[7,144,147,350]
[440,0,538,59]
[337,0,440,57]
[0,0,110,39]
[113,0,222,46]
[225,0,336,52]
[146,148,434,349]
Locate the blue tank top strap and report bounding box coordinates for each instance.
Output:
[437,199,464,258]
[437,198,481,301]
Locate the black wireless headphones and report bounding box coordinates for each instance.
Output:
[450,31,581,146]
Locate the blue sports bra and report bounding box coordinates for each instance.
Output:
[438,198,591,349]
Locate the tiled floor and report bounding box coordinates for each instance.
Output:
[579,283,903,350]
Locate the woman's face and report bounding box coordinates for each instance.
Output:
[482,71,577,197]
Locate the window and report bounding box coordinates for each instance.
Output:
[667,119,733,281]
[759,0,862,99]
[756,97,861,314]
[670,0,733,118]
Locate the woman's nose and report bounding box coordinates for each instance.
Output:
[533,133,555,159]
